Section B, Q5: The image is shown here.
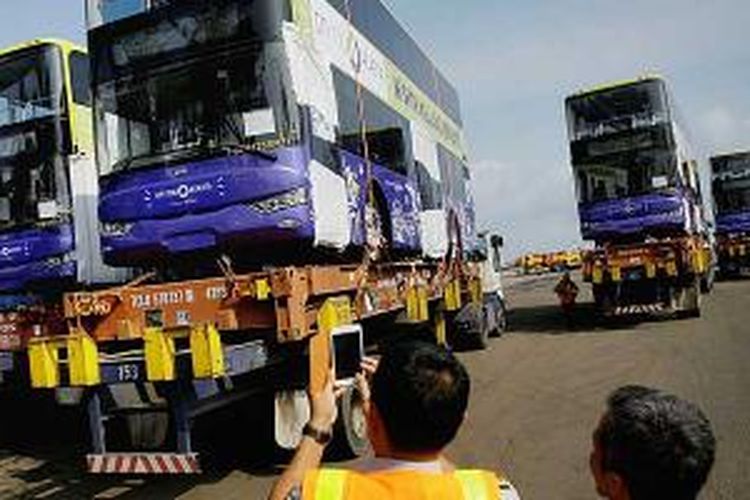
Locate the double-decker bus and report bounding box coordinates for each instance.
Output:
[0,39,117,351]
[565,76,711,316]
[86,0,477,269]
[711,151,750,276]
[566,76,706,241]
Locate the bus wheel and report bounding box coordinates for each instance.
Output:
[125,412,169,450]
[330,385,369,459]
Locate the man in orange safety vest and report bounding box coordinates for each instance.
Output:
[269,340,520,499]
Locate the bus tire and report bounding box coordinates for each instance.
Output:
[330,385,369,459]
[125,412,169,450]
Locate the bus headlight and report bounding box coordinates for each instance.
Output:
[45,254,72,267]
[101,222,135,237]
[664,208,684,220]
[249,188,308,215]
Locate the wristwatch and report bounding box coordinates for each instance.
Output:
[302,423,333,445]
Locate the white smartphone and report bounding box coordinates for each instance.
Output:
[331,324,364,384]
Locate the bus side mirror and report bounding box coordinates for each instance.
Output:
[491,235,504,249]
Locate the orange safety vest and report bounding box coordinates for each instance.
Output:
[302,469,503,500]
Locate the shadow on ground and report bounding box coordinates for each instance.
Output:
[0,390,289,499]
[506,302,649,335]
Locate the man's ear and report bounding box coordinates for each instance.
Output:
[367,402,391,454]
[367,402,383,438]
[603,471,630,500]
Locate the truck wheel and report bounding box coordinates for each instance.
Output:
[125,412,169,450]
[678,280,701,319]
[488,300,508,338]
[330,385,369,459]
[454,303,489,350]
[593,285,613,316]
[700,267,715,294]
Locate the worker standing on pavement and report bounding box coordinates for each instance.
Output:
[269,340,520,499]
[555,272,579,327]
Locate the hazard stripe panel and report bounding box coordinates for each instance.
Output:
[614,304,665,316]
[87,453,201,474]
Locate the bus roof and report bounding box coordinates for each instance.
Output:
[0,38,86,59]
[567,74,665,100]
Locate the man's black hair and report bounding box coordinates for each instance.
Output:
[597,385,716,500]
[370,340,470,453]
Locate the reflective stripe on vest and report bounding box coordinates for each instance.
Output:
[314,469,347,500]
[455,470,494,500]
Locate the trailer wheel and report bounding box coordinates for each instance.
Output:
[125,412,169,450]
[330,385,369,459]
[454,303,489,350]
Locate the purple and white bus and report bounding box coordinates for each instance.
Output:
[87,0,477,268]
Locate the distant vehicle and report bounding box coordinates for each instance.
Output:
[517,249,581,275]
[711,151,750,278]
[87,0,478,270]
[521,253,548,275]
[0,39,121,361]
[547,250,583,272]
[565,76,712,317]
[562,250,583,270]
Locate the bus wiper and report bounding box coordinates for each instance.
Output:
[111,146,207,172]
[111,157,134,172]
[218,143,277,162]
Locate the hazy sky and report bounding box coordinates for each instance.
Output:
[382,0,750,258]
[1,1,749,258]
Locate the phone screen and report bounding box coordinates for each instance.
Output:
[333,329,363,381]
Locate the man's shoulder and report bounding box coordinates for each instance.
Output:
[294,467,522,499]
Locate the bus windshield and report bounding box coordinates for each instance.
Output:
[713,155,750,215]
[90,0,299,175]
[573,147,676,204]
[566,80,669,142]
[0,44,69,228]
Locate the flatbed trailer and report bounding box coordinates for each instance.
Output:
[711,152,750,278]
[583,236,709,317]
[717,234,750,277]
[0,297,67,385]
[27,258,490,474]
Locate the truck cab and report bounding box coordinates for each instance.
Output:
[457,232,507,347]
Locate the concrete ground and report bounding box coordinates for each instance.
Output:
[0,273,747,499]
